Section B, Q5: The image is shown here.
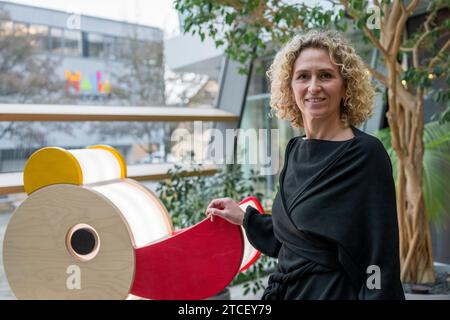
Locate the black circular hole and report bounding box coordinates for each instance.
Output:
[70,228,96,256]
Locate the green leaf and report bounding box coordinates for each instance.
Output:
[225,12,236,25]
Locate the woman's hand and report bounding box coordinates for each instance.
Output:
[205,197,245,226]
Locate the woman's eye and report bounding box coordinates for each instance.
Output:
[320,73,332,79]
[297,74,308,80]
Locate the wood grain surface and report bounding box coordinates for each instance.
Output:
[3,184,135,299]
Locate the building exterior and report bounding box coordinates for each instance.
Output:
[0,1,165,104]
[0,1,168,171]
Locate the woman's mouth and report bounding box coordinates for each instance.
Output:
[305,98,326,103]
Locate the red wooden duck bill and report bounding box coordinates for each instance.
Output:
[130,196,264,300]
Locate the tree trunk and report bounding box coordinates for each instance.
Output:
[386,60,435,283]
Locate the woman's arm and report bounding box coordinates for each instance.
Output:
[358,138,405,300]
[243,206,281,258]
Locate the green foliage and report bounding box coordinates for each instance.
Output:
[398,8,449,110]
[402,67,435,88]
[156,163,276,293]
[232,252,276,290]
[175,0,343,75]
[373,121,450,228]
[176,0,449,105]
[400,47,449,97]
[156,163,265,228]
[156,163,210,228]
[429,59,450,116]
[423,122,450,225]
[402,49,449,124]
[432,103,450,124]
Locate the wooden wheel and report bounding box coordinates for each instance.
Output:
[3,184,135,299]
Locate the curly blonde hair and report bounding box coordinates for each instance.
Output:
[267,30,375,128]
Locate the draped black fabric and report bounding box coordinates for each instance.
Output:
[243,125,405,300]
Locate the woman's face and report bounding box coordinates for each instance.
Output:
[291,48,345,124]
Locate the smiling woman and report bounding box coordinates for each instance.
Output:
[268,30,374,140]
[206,30,405,300]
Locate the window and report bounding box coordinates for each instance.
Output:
[87,33,104,58]
[13,22,28,37]
[64,29,81,56]
[102,35,116,59]
[247,57,272,96]
[28,24,49,52]
[0,20,14,37]
[115,37,130,60]
[50,27,63,54]
[139,40,163,65]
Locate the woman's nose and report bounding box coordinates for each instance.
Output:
[308,78,322,94]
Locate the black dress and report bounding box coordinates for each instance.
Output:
[243,125,405,300]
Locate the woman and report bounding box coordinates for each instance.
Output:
[206,30,405,300]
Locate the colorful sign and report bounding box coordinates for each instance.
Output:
[65,70,111,96]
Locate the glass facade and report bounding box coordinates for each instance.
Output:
[102,35,116,59]
[63,29,81,56]
[0,120,214,173]
[115,37,131,59]
[0,21,161,62]
[239,57,302,205]
[13,22,27,37]
[87,32,104,58]
[28,24,49,51]
[49,27,63,54]
[0,20,13,36]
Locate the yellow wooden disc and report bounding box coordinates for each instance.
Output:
[23,147,82,195]
[3,184,135,300]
